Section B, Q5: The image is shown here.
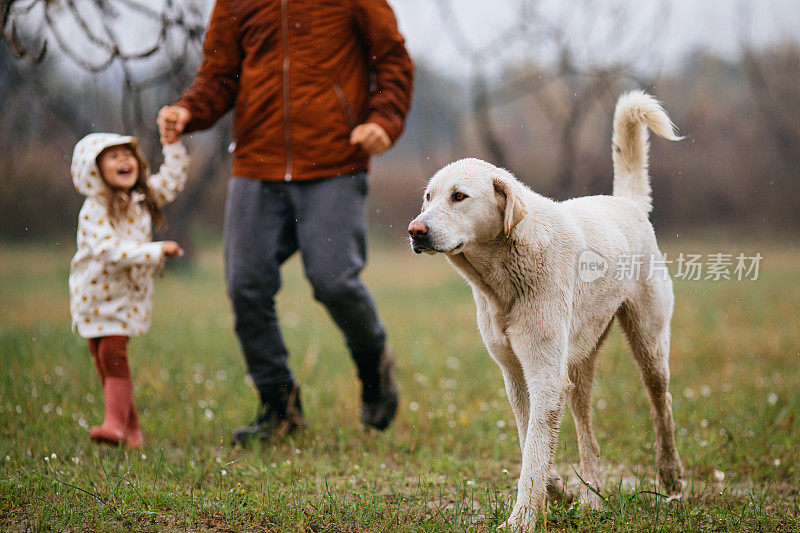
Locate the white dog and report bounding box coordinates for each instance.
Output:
[408,91,685,529]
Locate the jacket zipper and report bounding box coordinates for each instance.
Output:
[333,80,357,130]
[281,0,292,181]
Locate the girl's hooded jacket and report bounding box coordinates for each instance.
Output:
[69,133,188,338]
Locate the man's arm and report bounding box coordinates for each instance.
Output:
[352,0,414,146]
[171,0,242,133]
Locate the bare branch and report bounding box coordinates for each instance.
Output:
[2,0,204,86]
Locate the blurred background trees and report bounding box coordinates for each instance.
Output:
[1,0,798,245]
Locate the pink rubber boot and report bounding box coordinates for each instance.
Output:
[126,400,143,448]
[90,376,132,446]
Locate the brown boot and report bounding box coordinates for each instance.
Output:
[90,376,132,446]
[231,382,304,447]
[359,348,399,431]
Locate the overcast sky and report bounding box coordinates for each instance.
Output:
[389,0,800,77]
[17,0,800,83]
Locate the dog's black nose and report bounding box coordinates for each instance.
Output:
[408,220,428,238]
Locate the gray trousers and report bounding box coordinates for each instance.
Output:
[223,172,386,388]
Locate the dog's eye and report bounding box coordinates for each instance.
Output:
[425,192,431,201]
[452,191,468,202]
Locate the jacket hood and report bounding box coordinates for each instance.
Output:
[71,133,149,197]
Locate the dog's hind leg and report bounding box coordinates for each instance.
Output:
[618,282,685,494]
[567,327,609,508]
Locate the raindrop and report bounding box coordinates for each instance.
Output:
[767,393,778,405]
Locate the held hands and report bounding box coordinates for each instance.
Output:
[161,241,184,258]
[350,122,391,155]
[157,106,192,145]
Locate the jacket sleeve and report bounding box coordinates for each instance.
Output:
[174,0,242,132]
[148,142,189,207]
[353,0,414,143]
[78,199,164,269]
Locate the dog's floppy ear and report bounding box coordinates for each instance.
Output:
[493,177,527,236]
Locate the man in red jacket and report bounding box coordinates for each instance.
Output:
[158,0,413,445]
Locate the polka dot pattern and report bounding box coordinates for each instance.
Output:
[68,134,189,338]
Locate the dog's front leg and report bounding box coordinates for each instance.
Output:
[502,323,570,530]
[499,363,529,453]
[477,302,530,453]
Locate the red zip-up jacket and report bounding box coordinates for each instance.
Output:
[174,0,414,182]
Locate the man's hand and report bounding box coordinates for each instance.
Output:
[350,122,391,155]
[157,106,193,145]
[161,241,184,258]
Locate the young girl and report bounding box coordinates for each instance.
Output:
[69,133,188,447]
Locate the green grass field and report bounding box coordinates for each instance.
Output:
[1,237,799,531]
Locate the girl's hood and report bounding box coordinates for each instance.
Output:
[71,133,149,197]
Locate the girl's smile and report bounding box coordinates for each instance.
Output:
[98,145,139,190]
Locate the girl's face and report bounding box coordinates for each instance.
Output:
[97,145,139,191]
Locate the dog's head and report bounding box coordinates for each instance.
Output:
[408,158,528,255]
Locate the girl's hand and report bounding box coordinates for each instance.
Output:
[157,106,192,145]
[161,241,184,258]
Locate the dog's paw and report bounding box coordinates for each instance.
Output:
[497,516,524,532]
[498,504,539,532]
[658,458,686,495]
[546,475,574,507]
[497,519,514,531]
[577,489,604,509]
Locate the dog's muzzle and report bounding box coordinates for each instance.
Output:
[410,236,435,254]
[408,219,433,254]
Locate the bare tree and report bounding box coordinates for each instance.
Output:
[741,46,800,169]
[0,0,236,253]
[433,0,671,197]
[735,5,800,229]
[2,0,206,131]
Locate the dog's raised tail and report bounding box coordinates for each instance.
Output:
[612,91,681,214]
